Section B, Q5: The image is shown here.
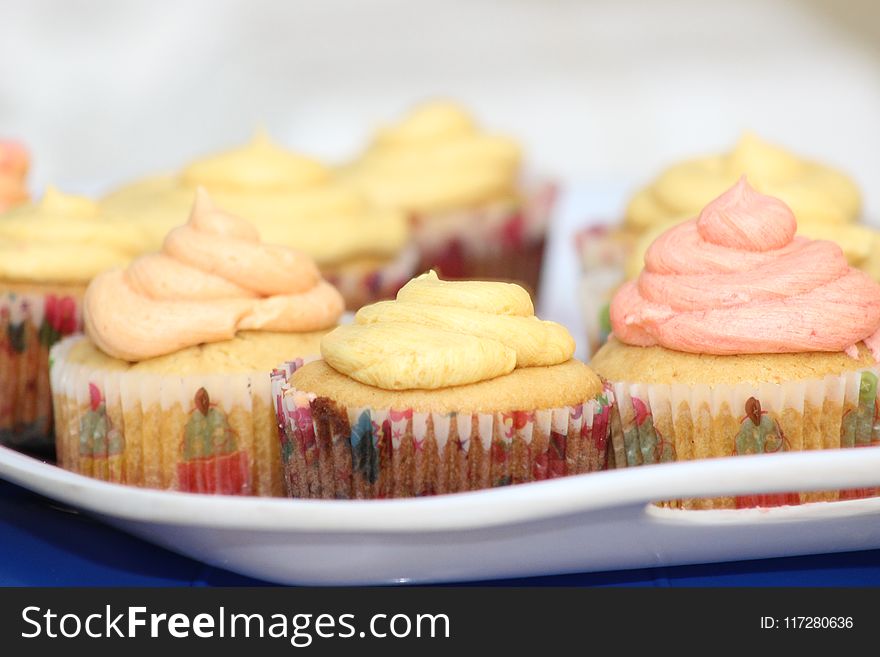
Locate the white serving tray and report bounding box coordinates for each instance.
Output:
[2,444,880,585]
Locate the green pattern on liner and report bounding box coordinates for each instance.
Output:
[183,407,237,460]
[842,371,878,448]
[6,321,25,354]
[79,403,124,457]
[350,411,379,484]
[735,413,783,455]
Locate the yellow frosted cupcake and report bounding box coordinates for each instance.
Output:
[100,131,416,309]
[0,140,29,212]
[272,271,611,499]
[343,101,556,295]
[591,178,880,510]
[0,187,147,450]
[50,189,345,496]
[577,133,865,357]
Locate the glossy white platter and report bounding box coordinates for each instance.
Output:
[2,444,880,585]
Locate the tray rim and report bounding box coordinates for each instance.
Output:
[3,444,880,534]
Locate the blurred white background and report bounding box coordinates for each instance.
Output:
[2,0,879,215]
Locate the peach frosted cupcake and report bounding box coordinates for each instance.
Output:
[272,271,611,499]
[100,131,416,309]
[577,133,864,357]
[343,101,555,295]
[0,140,29,213]
[0,188,146,451]
[591,178,880,510]
[50,189,344,496]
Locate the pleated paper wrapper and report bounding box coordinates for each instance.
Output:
[413,180,557,296]
[271,359,614,499]
[50,335,315,497]
[323,244,419,311]
[605,367,880,509]
[1,284,83,452]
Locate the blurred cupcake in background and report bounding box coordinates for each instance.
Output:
[100,131,416,309]
[343,101,556,296]
[51,189,344,496]
[576,132,865,357]
[591,178,880,510]
[0,187,146,452]
[0,140,30,213]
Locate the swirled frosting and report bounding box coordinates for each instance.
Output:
[0,140,30,212]
[343,101,522,214]
[624,217,880,282]
[321,270,574,389]
[611,177,880,357]
[85,188,345,361]
[100,131,408,265]
[625,132,861,231]
[0,187,147,283]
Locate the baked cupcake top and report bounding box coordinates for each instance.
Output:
[0,187,147,284]
[321,270,576,390]
[344,101,522,214]
[611,177,880,358]
[0,140,29,213]
[625,133,860,231]
[85,188,344,361]
[100,131,408,266]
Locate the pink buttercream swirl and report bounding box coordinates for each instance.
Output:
[611,177,880,358]
[85,188,344,361]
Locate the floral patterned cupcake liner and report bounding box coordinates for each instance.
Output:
[573,223,634,358]
[50,336,315,496]
[605,368,880,509]
[413,181,557,294]
[0,286,82,452]
[323,244,420,311]
[271,360,614,499]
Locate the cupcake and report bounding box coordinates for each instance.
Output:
[272,270,611,499]
[343,101,555,295]
[590,177,880,510]
[50,189,344,496]
[0,187,145,451]
[0,140,29,213]
[100,131,416,309]
[577,132,864,357]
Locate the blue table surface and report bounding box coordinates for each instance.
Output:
[3,478,880,587]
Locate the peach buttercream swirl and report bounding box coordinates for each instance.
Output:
[611,177,880,358]
[0,140,29,212]
[84,188,345,361]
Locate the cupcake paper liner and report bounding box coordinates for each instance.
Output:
[271,360,614,499]
[574,223,633,358]
[50,336,310,496]
[323,244,420,310]
[579,270,620,359]
[0,285,82,452]
[413,180,557,295]
[605,367,880,509]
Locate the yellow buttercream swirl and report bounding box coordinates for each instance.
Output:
[625,132,861,231]
[85,189,345,361]
[344,101,522,213]
[0,187,148,283]
[100,131,408,265]
[321,270,574,389]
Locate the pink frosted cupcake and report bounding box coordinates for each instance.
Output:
[591,178,880,509]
